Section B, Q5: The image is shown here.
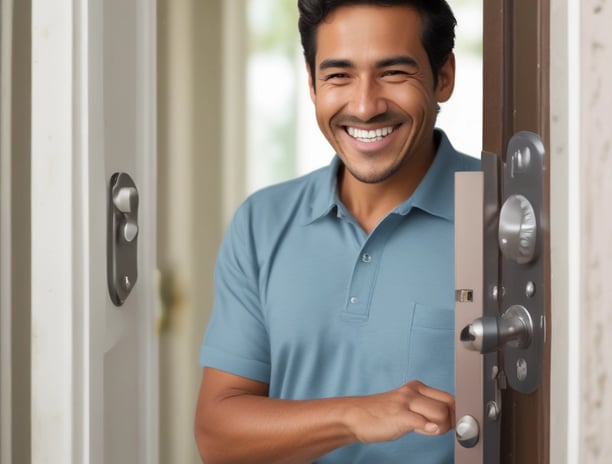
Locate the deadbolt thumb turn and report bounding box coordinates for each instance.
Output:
[108,172,139,306]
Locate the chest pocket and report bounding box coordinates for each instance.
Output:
[406,304,455,395]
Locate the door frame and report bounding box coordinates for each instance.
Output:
[482,0,550,461]
[484,0,603,462]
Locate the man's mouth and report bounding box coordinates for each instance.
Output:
[346,125,397,143]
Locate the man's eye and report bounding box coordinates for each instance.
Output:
[383,70,407,77]
[325,73,349,81]
[381,70,414,82]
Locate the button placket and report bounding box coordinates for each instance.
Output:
[343,215,403,321]
[344,249,376,318]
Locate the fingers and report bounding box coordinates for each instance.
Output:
[413,380,454,404]
[400,409,444,437]
[414,381,456,427]
[408,411,443,436]
[402,381,455,435]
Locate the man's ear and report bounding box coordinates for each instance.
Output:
[306,60,316,102]
[435,53,455,103]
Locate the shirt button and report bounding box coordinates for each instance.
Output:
[361,253,372,263]
[350,296,359,304]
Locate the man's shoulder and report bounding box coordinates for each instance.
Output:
[246,163,330,209]
[231,162,334,237]
[435,129,481,173]
[452,151,481,172]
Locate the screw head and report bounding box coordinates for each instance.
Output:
[526,281,536,298]
[517,358,528,382]
[486,401,500,421]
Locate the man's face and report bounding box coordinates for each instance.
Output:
[308,5,455,184]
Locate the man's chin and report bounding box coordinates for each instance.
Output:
[345,164,402,184]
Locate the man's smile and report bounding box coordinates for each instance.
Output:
[345,125,398,143]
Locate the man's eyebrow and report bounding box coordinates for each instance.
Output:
[318,56,419,71]
[375,56,419,68]
[318,59,354,71]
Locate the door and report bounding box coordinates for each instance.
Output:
[454,0,551,462]
[95,0,158,462]
[29,1,158,463]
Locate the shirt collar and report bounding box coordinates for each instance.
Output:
[305,156,342,224]
[393,129,459,222]
[305,129,462,224]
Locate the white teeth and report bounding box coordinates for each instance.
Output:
[346,126,395,142]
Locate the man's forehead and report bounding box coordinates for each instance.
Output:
[314,5,426,65]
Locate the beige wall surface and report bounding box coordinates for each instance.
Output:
[580,1,612,462]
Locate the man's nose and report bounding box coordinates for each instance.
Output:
[348,78,388,122]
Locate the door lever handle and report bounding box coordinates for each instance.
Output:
[460,305,533,354]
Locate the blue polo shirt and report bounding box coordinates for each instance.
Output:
[200,130,480,463]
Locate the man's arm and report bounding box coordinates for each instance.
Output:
[194,367,456,464]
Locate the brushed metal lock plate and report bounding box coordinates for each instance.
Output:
[107,172,139,306]
[500,131,546,393]
[457,132,545,394]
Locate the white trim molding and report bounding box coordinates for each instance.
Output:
[31,0,75,462]
[550,0,581,463]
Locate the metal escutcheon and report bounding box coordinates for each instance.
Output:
[107,172,139,306]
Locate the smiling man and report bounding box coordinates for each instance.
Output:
[195,1,480,463]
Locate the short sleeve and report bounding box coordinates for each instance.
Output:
[199,202,271,383]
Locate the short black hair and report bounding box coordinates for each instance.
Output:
[297,0,457,87]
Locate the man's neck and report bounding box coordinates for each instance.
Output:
[338,143,437,234]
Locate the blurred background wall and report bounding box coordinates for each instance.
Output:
[156,1,482,462]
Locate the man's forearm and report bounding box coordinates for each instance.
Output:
[195,393,358,464]
[194,369,454,464]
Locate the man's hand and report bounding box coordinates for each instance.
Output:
[346,380,456,443]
